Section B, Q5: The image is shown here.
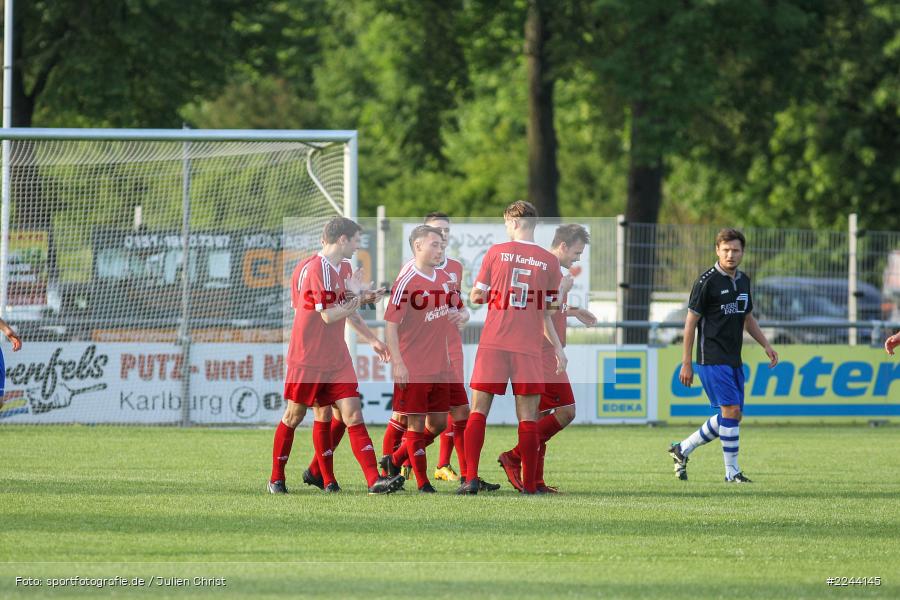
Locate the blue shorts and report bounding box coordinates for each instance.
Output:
[0,349,5,396]
[696,364,744,410]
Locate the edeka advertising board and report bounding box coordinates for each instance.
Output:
[657,346,900,423]
[0,343,603,425]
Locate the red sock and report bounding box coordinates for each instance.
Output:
[536,441,547,486]
[382,418,407,458]
[437,417,454,467]
[308,419,346,478]
[511,414,563,461]
[271,421,295,483]
[518,420,539,493]
[312,420,336,486]
[537,413,564,443]
[392,430,436,466]
[464,412,487,481]
[347,423,380,486]
[509,444,522,463]
[406,430,429,488]
[452,418,467,477]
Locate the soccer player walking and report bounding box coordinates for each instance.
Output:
[268,217,404,495]
[498,224,596,493]
[668,229,778,483]
[379,225,458,493]
[461,201,566,495]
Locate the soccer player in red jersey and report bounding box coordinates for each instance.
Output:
[379,225,459,492]
[497,224,597,493]
[460,201,567,495]
[380,213,500,491]
[268,217,404,495]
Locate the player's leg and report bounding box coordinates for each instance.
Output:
[436,415,456,477]
[381,410,408,475]
[307,403,339,491]
[509,352,545,494]
[514,393,541,494]
[501,377,573,490]
[388,415,439,471]
[463,347,507,494]
[669,364,721,481]
[535,401,575,492]
[436,401,469,482]
[404,413,432,491]
[413,411,447,492]
[720,367,748,482]
[269,397,307,494]
[436,361,467,480]
[459,389,493,494]
[307,405,344,482]
[271,369,315,493]
[333,394,404,493]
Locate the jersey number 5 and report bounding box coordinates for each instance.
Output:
[510,267,532,308]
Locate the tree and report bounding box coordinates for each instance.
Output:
[6,0,261,127]
[583,0,828,340]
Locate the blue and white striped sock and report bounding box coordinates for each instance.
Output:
[719,417,740,479]
[679,413,720,457]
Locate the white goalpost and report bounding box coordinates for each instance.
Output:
[0,127,357,425]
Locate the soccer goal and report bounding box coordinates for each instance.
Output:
[0,128,356,425]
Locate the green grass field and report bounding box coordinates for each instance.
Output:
[2,425,898,599]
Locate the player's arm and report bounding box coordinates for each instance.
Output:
[679,311,700,386]
[448,305,470,329]
[543,311,567,375]
[447,286,470,328]
[320,295,360,324]
[744,312,778,367]
[567,307,597,326]
[0,317,21,351]
[548,274,574,313]
[470,248,493,305]
[347,313,390,362]
[384,321,409,388]
[680,275,708,387]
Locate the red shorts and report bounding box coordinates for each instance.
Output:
[448,352,464,384]
[284,361,359,407]
[470,347,543,396]
[539,348,575,412]
[393,380,450,415]
[449,382,468,407]
[446,356,468,407]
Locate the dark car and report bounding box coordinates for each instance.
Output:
[658,280,850,345]
[758,277,885,342]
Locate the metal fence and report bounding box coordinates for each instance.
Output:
[613,217,900,345]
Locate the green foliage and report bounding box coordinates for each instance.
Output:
[10,0,265,127]
[12,0,900,230]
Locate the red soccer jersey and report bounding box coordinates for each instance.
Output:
[385,265,458,380]
[474,241,562,357]
[543,267,568,350]
[401,256,465,362]
[287,253,353,369]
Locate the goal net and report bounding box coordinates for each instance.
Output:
[0,129,355,425]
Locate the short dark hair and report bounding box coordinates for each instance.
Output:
[551,224,590,249]
[503,200,538,229]
[408,225,444,251]
[715,228,746,249]
[322,217,363,244]
[424,212,450,224]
